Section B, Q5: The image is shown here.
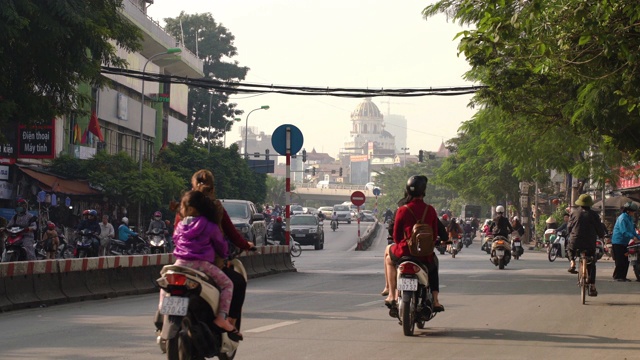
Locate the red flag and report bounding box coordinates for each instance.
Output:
[73,123,81,144]
[88,111,104,141]
[81,129,88,144]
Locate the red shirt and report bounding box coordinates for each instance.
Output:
[392,198,439,263]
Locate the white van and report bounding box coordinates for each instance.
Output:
[317,180,330,189]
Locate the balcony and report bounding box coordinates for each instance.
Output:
[120,0,203,78]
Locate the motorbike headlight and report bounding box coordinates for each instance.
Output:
[237,225,250,234]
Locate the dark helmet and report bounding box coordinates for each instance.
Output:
[88,209,98,217]
[406,175,428,197]
[623,201,638,212]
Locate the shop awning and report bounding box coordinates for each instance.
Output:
[19,167,101,196]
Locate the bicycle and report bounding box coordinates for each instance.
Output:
[578,251,594,305]
[289,236,302,257]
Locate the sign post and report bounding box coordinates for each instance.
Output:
[272,124,304,246]
[351,191,366,249]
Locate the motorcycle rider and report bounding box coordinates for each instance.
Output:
[147,211,168,237]
[331,211,339,229]
[118,217,138,253]
[384,175,444,314]
[440,213,450,228]
[556,212,570,234]
[5,199,37,260]
[463,220,474,242]
[383,208,393,223]
[567,194,605,296]
[77,209,101,255]
[511,216,525,237]
[272,216,286,244]
[490,205,513,238]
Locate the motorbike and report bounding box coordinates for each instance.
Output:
[481,234,494,254]
[109,234,149,255]
[542,229,556,248]
[447,235,462,258]
[548,231,569,262]
[57,232,73,259]
[595,238,605,261]
[510,234,524,260]
[627,239,640,281]
[75,229,99,258]
[154,246,254,359]
[148,228,167,254]
[331,220,338,232]
[393,256,438,336]
[603,235,613,260]
[2,226,29,262]
[462,232,473,248]
[490,236,511,269]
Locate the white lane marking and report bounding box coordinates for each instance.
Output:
[245,321,299,333]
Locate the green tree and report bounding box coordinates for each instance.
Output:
[422,0,640,185]
[0,0,141,138]
[163,12,249,146]
[155,138,266,204]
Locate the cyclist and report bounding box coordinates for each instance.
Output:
[567,194,605,296]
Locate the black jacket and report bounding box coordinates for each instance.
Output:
[567,207,604,251]
[490,216,513,237]
[272,221,285,241]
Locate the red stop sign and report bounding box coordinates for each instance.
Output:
[350,191,366,206]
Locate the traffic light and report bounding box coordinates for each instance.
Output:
[302,149,307,162]
[265,149,270,161]
[339,167,343,177]
[418,150,424,162]
[312,167,316,176]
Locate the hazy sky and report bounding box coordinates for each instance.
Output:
[147,0,476,158]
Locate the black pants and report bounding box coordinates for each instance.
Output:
[223,266,247,319]
[612,244,630,280]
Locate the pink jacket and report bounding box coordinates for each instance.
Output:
[173,216,227,262]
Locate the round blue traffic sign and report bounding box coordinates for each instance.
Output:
[373,187,381,196]
[272,124,304,156]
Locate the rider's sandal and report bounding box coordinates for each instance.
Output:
[227,328,244,342]
[381,289,389,296]
[385,300,398,318]
[433,304,445,313]
[568,266,578,274]
[588,287,598,297]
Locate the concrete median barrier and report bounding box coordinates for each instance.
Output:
[356,222,380,251]
[0,247,296,312]
[3,261,41,309]
[31,260,66,306]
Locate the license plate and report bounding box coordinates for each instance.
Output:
[496,249,505,256]
[514,242,521,247]
[398,277,418,291]
[295,234,305,237]
[630,253,638,262]
[160,296,189,316]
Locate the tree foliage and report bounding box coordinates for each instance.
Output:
[423,0,640,188]
[0,0,141,138]
[163,12,249,146]
[155,138,266,204]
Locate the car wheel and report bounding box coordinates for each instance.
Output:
[348,220,351,224]
[314,239,321,250]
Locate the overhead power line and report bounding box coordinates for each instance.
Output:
[101,66,485,98]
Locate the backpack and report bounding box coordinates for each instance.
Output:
[404,205,435,257]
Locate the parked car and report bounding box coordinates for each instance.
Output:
[289,214,324,250]
[318,206,334,218]
[220,199,267,245]
[291,205,304,216]
[304,207,318,215]
[360,213,376,222]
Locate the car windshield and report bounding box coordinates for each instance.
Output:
[291,216,317,225]
[222,203,249,218]
[291,205,303,211]
[334,206,349,211]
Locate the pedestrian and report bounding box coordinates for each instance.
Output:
[99,214,115,256]
[611,202,639,282]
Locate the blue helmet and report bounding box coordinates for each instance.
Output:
[89,209,98,217]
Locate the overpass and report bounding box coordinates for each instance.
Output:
[293,183,384,204]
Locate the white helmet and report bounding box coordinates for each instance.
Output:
[513,216,519,221]
[496,205,505,213]
[122,217,129,225]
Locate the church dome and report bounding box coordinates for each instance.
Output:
[351,98,383,120]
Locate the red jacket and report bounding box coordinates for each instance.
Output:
[392,198,439,263]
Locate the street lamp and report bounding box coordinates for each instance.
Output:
[138,47,182,170]
[224,118,242,148]
[244,105,270,159]
[401,147,410,166]
[138,47,181,228]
